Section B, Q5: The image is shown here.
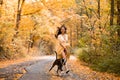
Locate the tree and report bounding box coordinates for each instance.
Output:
[97,0,101,30]
[98,0,100,19]
[70,25,72,47]
[117,0,120,37]
[0,0,3,5]
[12,0,25,42]
[110,0,114,26]
[0,0,3,17]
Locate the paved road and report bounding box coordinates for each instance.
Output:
[19,56,80,80]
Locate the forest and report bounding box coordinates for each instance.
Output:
[0,0,120,79]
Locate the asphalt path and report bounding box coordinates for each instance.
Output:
[19,56,80,80]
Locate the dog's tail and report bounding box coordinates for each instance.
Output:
[54,51,57,59]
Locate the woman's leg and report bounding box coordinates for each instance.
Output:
[61,50,70,73]
[62,51,66,59]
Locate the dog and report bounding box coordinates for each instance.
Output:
[49,51,66,74]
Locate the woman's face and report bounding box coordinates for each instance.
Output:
[61,27,66,34]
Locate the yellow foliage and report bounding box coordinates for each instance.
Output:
[19,17,35,31]
[45,0,76,10]
[33,35,41,41]
[22,2,44,15]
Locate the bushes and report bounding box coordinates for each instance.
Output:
[91,55,120,74]
[78,48,120,75]
[77,25,120,75]
[0,22,27,60]
[0,39,27,60]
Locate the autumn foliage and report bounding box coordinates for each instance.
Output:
[0,0,120,75]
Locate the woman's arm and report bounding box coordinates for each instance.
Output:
[65,34,70,46]
[65,34,68,42]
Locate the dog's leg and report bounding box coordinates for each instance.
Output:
[49,51,57,72]
[57,64,63,74]
[60,64,63,71]
[57,66,59,73]
[49,61,56,72]
[57,66,62,76]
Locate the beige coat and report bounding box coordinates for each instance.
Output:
[55,34,70,59]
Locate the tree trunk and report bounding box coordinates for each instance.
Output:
[98,0,100,19]
[0,0,3,17]
[110,0,114,26]
[12,0,25,42]
[98,0,101,29]
[83,0,89,18]
[0,0,3,5]
[117,0,120,37]
[70,26,72,47]
[76,25,78,40]
[15,0,21,30]
[27,22,37,54]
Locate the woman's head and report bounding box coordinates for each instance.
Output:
[61,25,67,34]
[55,24,67,38]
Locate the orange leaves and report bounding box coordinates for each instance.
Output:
[22,2,44,15]
[69,60,120,80]
[45,0,76,10]
[19,17,35,31]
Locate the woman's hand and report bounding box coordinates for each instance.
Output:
[60,43,66,49]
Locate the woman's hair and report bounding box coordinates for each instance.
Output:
[55,24,67,38]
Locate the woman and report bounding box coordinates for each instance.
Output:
[55,25,70,73]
